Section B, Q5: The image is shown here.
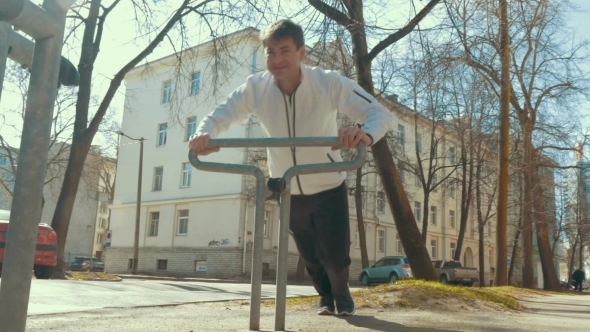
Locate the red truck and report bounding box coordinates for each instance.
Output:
[0,210,58,279]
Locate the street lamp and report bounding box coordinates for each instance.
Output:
[117,131,145,275]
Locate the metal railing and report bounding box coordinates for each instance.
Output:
[188,136,366,331]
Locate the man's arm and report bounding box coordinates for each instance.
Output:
[329,74,394,146]
[192,80,254,139]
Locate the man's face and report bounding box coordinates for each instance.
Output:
[264,37,305,81]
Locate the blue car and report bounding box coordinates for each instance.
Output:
[358,256,413,286]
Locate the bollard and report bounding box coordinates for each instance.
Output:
[188,137,366,331]
[0,1,77,332]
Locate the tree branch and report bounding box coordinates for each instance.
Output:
[366,0,441,62]
[308,0,354,29]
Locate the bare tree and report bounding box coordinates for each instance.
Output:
[49,0,264,278]
[446,0,589,289]
[307,0,443,280]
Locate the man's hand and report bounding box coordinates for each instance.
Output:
[189,134,220,156]
[332,126,373,150]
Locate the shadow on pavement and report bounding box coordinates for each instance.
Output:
[339,315,459,332]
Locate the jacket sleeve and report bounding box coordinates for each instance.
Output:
[329,74,394,146]
[193,80,254,139]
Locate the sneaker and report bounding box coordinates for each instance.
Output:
[316,296,335,315]
[336,302,355,316]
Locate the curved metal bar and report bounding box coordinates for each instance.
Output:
[187,137,367,332]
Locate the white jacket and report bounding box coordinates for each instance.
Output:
[195,63,394,195]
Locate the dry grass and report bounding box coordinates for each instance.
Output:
[263,280,555,312]
[69,271,121,281]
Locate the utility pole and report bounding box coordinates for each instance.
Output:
[495,0,510,286]
[118,132,144,274]
[0,1,78,331]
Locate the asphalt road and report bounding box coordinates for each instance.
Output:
[23,292,590,332]
[0,279,323,316]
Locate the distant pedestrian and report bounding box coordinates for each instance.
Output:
[572,267,586,292]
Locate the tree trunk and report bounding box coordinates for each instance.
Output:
[421,193,430,244]
[508,229,521,285]
[455,141,474,261]
[495,0,510,286]
[355,167,369,268]
[50,0,101,278]
[520,119,535,288]
[568,234,578,286]
[532,163,560,291]
[579,242,584,270]
[476,159,485,287]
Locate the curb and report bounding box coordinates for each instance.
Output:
[115,274,280,285]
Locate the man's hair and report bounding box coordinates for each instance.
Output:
[260,19,305,50]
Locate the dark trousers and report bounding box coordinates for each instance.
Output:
[574,281,583,291]
[289,181,353,306]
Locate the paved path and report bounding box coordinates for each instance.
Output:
[5,279,324,316]
[23,292,590,331]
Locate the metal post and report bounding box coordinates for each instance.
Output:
[0,0,75,330]
[274,189,291,330]
[188,137,366,331]
[132,138,144,274]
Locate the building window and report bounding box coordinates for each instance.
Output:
[177,209,189,235]
[398,161,405,181]
[263,210,270,237]
[153,167,163,191]
[431,239,438,259]
[96,233,103,244]
[0,156,6,165]
[450,180,456,198]
[489,249,494,267]
[414,202,422,223]
[190,72,201,96]
[488,221,492,237]
[157,123,167,146]
[181,162,192,188]
[431,173,437,192]
[377,230,385,252]
[448,147,456,164]
[161,81,172,104]
[415,173,421,187]
[396,233,403,254]
[148,212,159,236]
[397,124,405,145]
[416,133,422,154]
[430,206,437,225]
[157,259,168,270]
[449,210,456,229]
[355,230,359,248]
[186,116,197,141]
[99,218,107,229]
[100,202,108,214]
[376,191,386,214]
[450,242,456,259]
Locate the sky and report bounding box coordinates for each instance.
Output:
[0,0,589,156]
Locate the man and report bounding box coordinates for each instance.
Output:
[572,267,586,292]
[189,20,393,316]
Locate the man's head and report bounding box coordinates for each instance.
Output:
[260,20,306,82]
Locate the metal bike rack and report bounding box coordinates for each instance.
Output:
[188,137,366,331]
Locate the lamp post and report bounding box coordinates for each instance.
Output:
[118,131,145,275]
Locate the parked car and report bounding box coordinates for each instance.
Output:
[69,256,104,272]
[358,256,412,286]
[433,260,478,286]
[0,209,58,279]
